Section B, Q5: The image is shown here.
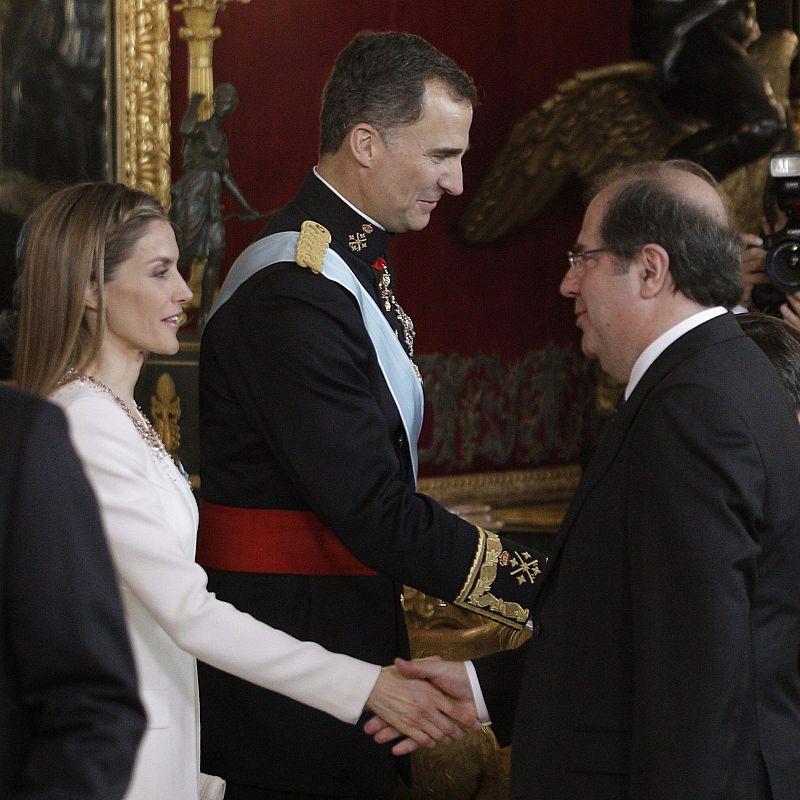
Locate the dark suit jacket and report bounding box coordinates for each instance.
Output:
[0,384,145,799]
[478,313,800,799]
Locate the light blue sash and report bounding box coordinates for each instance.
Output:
[207,232,425,481]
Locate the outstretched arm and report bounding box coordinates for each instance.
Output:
[221,171,261,219]
[223,288,543,627]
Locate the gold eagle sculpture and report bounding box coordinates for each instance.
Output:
[460,30,798,244]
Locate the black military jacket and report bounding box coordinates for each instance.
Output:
[198,171,540,794]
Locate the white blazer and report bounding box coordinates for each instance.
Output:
[53,381,380,800]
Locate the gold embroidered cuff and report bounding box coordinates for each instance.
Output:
[453,526,540,630]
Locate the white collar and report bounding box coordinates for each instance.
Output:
[625,307,727,400]
[312,167,385,230]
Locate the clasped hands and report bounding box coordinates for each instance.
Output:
[363,656,476,755]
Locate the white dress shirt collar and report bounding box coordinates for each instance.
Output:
[624,306,727,400]
[312,167,385,230]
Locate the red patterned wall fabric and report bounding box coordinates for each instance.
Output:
[418,346,598,473]
[170,0,631,475]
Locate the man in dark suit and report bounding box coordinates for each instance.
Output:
[386,160,800,798]
[0,383,145,799]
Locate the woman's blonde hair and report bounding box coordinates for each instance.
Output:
[14,182,169,396]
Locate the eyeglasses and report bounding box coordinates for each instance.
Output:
[566,247,614,273]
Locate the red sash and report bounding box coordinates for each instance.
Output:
[196,501,378,576]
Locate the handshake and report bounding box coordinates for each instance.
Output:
[363,657,478,755]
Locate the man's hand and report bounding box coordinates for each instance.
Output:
[740,232,769,308]
[363,657,477,755]
[781,291,800,333]
[395,656,473,699]
[363,658,478,756]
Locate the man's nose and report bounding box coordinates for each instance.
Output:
[439,161,464,196]
[560,267,580,298]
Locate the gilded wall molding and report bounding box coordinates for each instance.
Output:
[417,463,581,508]
[114,0,172,208]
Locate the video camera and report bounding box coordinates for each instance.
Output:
[752,151,800,315]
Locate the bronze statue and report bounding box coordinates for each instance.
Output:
[632,0,789,179]
[169,83,261,332]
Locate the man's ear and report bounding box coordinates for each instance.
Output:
[84,281,99,312]
[638,243,671,297]
[348,122,382,168]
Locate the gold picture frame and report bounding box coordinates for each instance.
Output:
[113,0,172,208]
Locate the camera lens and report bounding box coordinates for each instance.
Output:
[765,238,800,292]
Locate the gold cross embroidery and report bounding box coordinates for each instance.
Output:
[509,551,541,585]
[348,233,367,252]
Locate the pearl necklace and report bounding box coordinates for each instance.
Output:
[64,369,173,465]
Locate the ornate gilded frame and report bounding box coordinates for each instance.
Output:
[417,464,580,534]
[112,0,172,208]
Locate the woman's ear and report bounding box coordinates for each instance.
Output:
[84,281,99,312]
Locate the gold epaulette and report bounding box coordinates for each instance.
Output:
[295,220,331,274]
[453,526,542,629]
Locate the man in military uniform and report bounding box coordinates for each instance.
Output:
[198,31,540,799]
[632,0,788,178]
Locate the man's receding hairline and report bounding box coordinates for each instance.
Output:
[600,166,729,227]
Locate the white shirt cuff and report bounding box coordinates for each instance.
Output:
[465,660,491,725]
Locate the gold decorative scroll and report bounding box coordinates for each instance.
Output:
[114,0,172,208]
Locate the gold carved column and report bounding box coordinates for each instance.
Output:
[172,0,252,119]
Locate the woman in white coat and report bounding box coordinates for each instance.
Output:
[13,182,477,800]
